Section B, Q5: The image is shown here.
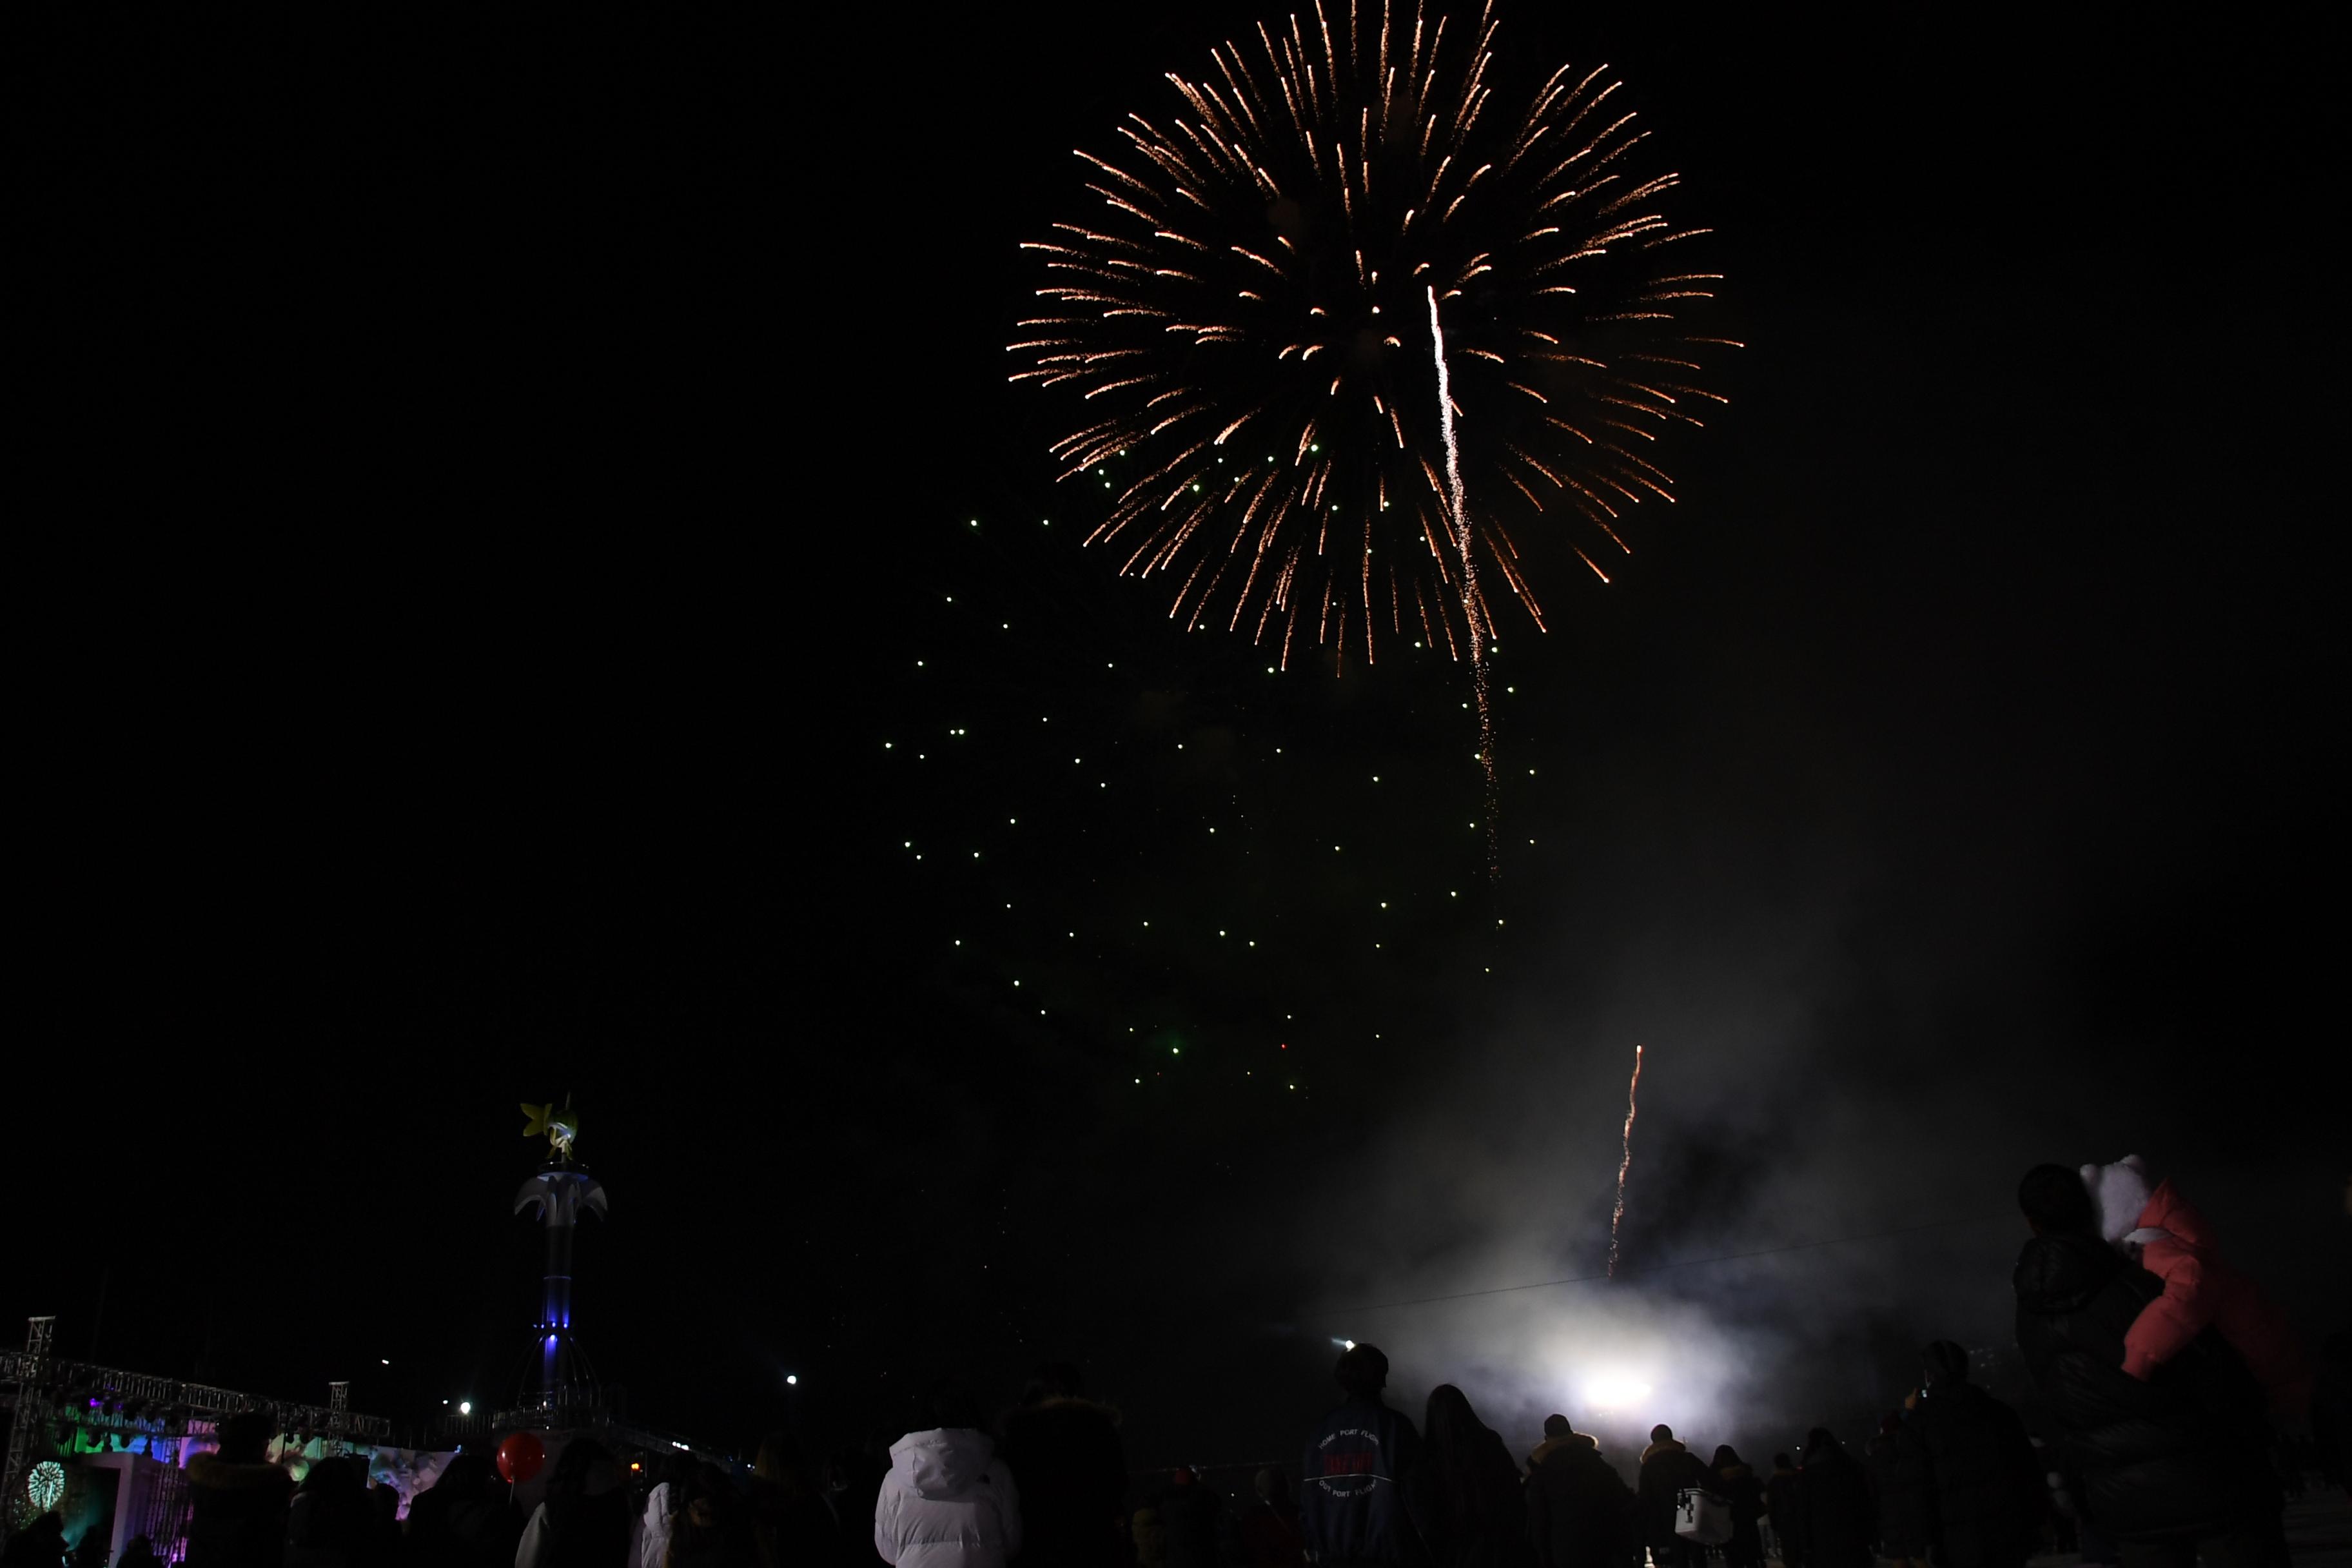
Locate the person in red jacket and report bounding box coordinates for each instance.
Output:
[2080,1157,2309,1421]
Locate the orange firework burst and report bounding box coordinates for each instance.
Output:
[1012,0,1732,672]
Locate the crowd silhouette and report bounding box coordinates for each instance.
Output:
[15,1162,2331,1568]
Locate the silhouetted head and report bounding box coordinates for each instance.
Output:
[676,1463,743,1538]
[2017,1164,2097,1235]
[756,1431,815,1497]
[1022,1362,1088,1406]
[1542,1415,1571,1439]
[917,1378,985,1433]
[215,1409,275,1464]
[1171,1466,1196,1486]
[1650,1424,1674,1444]
[299,1456,365,1496]
[1335,1344,1389,1401]
[1923,1341,1971,1387]
[1712,1446,1740,1469]
[549,1438,614,1498]
[1424,1384,1490,1449]
[1772,1453,1794,1471]
[1805,1428,1841,1460]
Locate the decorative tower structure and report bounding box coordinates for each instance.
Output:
[511,1098,607,1416]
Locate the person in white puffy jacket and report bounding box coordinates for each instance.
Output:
[875,1382,1023,1568]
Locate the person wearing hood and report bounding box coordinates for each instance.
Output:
[1298,1344,1429,1568]
[402,1453,513,1567]
[1522,1418,1586,1478]
[876,1380,1023,1568]
[186,1409,294,1568]
[663,1463,760,1568]
[1794,1430,1872,1568]
[1418,1385,1528,1568]
[2080,1156,2309,1422]
[2012,1163,2277,1568]
[1522,1422,1628,1568]
[1635,1427,1710,1568]
[1707,1449,1763,1568]
[1761,1455,1802,1568]
[1863,1414,1931,1568]
[1908,1341,2041,1568]
[516,1437,634,1568]
[639,1455,695,1568]
[995,1362,1127,1568]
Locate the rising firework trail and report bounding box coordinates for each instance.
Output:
[1428,283,1499,872]
[1607,1042,1644,1277]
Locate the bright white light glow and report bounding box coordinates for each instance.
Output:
[1584,1374,1654,1409]
[458,1402,472,1416]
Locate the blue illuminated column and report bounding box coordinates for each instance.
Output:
[513,1168,607,1405]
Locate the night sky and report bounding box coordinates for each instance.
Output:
[15,6,2342,1473]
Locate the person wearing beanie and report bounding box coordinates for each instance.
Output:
[1709,1446,1766,1568]
[1636,1426,1712,1568]
[1525,1418,1631,1568]
[1298,1345,1430,1568]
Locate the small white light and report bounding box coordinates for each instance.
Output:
[786,1375,799,1386]
[459,1402,472,1416]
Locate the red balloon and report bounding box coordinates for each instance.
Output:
[496,1431,544,1484]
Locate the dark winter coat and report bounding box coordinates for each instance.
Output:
[1864,1428,1933,1557]
[1910,1380,2042,1568]
[1420,1426,1527,1568]
[185,1451,295,1568]
[1796,1447,1874,1568]
[0,1514,67,1568]
[1523,1441,1631,1568]
[1762,1468,1803,1562]
[998,1398,1129,1568]
[536,1490,636,1567]
[2013,1231,2274,1544]
[1712,1464,1765,1563]
[1237,1498,1306,1568]
[1634,1442,1710,1549]
[1300,1396,1429,1567]
[400,1458,514,1568]
[1160,1480,1229,1568]
[286,1458,393,1568]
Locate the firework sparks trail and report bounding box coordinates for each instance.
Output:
[1429,283,1500,876]
[1607,1042,1644,1278]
